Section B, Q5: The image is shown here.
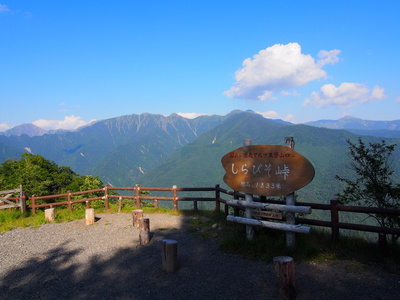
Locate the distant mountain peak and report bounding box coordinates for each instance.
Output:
[1,123,47,137]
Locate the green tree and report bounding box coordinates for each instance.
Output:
[335,138,400,244]
[0,153,103,197]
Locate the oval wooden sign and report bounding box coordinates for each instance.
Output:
[221,144,315,196]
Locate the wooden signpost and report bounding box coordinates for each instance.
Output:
[221,138,315,246]
[221,143,315,196]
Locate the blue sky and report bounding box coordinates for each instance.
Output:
[1,1,399,131]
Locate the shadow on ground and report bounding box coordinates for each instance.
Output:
[1,214,399,299]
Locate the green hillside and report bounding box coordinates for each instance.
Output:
[137,112,400,211]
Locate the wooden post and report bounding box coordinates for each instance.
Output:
[154,199,158,210]
[244,139,254,241]
[32,195,36,215]
[193,200,198,213]
[330,199,339,243]
[273,256,296,300]
[285,137,296,247]
[132,209,143,228]
[233,191,240,216]
[20,191,26,213]
[172,185,178,211]
[86,208,95,225]
[162,239,178,272]
[135,184,141,209]
[139,218,150,245]
[86,201,90,209]
[215,184,220,213]
[118,196,122,212]
[45,208,55,222]
[67,190,72,213]
[104,184,109,210]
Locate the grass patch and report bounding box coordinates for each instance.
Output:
[184,210,400,267]
[0,203,179,234]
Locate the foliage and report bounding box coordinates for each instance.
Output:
[335,138,400,243]
[0,153,106,201]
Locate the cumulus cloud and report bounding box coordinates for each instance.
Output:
[0,122,12,132]
[224,43,340,101]
[303,83,386,108]
[33,115,89,130]
[0,3,10,13]
[256,111,294,123]
[257,111,279,119]
[176,112,211,119]
[317,49,341,66]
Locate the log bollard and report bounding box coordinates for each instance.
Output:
[85,208,95,225]
[162,239,178,272]
[139,218,150,245]
[132,209,143,228]
[45,208,55,222]
[273,256,296,300]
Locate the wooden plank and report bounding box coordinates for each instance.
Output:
[0,197,21,206]
[226,199,311,214]
[0,204,21,209]
[227,215,311,234]
[0,188,21,194]
[251,209,282,220]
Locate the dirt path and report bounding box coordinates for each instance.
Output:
[1,213,399,299]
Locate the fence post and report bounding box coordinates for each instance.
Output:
[135,184,141,209]
[104,184,109,210]
[139,218,150,245]
[330,199,339,243]
[21,191,26,213]
[45,208,55,222]
[233,191,239,216]
[193,200,198,213]
[215,184,220,213]
[67,190,72,213]
[32,195,36,215]
[118,196,122,212]
[285,137,296,247]
[172,185,178,211]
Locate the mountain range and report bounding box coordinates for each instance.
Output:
[1,111,399,208]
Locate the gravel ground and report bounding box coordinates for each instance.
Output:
[1,213,399,299]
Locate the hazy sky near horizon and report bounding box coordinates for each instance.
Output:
[1,1,399,131]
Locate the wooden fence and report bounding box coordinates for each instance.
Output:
[2,184,400,242]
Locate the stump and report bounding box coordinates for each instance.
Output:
[273,256,296,300]
[162,239,178,272]
[132,209,143,228]
[45,208,55,222]
[85,208,95,225]
[139,218,150,245]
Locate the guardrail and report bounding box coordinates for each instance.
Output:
[2,184,400,243]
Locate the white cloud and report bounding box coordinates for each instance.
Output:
[256,111,294,123]
[224,43,340,101]
[0,121,12,132]
[257,111,279,119]
[284,114,295,123]
[317,49,341,66]
[176,112,211,119]
[303,83,386,108]
[33,115,88,130]
[281,90,300,96]
[0,3,10,13]
[394,97,400,103]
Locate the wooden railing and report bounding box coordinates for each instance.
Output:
[3,184,400,242]
[218,187,400,242]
